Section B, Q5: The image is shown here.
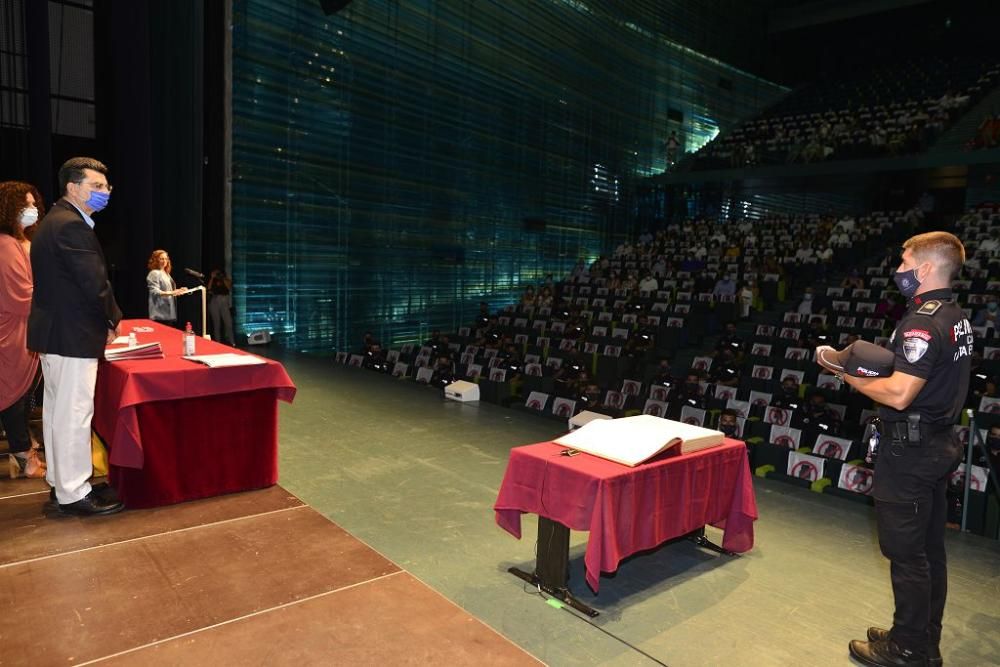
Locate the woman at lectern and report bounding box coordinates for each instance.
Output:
[146,249,186,327]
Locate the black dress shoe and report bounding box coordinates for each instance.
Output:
[50,482,110,503]
[850,638,927,667]
[58,490,124,516]
[867,628,943,666]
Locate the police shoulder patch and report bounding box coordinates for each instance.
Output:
[902,336,929,363]
[915,300,941,315]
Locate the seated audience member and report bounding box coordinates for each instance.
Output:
[431,354,455,387]
[361,331,378,354]
[363,342,389,372]
[800,392,843,434]
[475,302,490,328]
[967,371,998,409]
[874,294,895,319]
[972,296,999,330]
[520,286,536,308]
[499,343,524,376]
[577,383,620,416]
[716,321,744,354]
[568,369,593,397]
[796,287,819,315]
[978,228,1000,257]
[553,353,587,386]
[625,327,654,359]
[712,273,737,298]
[772,376,802,409]
[714,342,744,371]
[424,329,443,349]
[718,409,742,439]
[651,358,674,387]
[673,371,707,408]
[738,282,756,318]
[984,425,1000,472]
[711,364,740,393]
[800,316,829,347]
[840,269,864,290]
[637,272,658,293]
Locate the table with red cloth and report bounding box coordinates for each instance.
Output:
[93,319,296,508]
[494,439,757,592]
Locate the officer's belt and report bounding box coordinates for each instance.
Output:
[881,419,953,444]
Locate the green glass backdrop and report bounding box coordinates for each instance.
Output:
[232,0,785,352]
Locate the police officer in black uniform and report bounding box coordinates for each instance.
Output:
[818,232,971,667]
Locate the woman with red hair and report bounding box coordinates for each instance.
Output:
[0,181,46,478]
[146,249,187,327]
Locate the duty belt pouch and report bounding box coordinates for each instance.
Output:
[906,414,921,445]
[889,414,922,455]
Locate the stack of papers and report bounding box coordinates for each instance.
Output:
[182,353,266,368]
[104,342,164,361]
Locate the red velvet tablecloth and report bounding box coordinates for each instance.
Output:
[494,439,757,592]
[93,319,296,507]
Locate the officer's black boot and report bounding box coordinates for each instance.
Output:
[849,636,928,667]
[867,627,942,666]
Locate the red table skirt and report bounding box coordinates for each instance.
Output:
[494,440,757,591]
[106,388,279,509]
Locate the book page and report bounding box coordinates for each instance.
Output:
[554,415,723,466]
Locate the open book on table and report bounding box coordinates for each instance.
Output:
[553,414,724,467]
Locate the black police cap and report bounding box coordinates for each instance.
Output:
[816,340,894,378]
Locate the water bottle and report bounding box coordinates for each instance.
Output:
[183,321,196,356]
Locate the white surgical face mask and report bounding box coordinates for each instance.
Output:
[19,206,39,228]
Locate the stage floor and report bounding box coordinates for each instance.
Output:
[271,358,1000,667]
[0,479,537,666]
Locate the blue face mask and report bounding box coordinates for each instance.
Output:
[85,189,110,212]
[893,268,921,299]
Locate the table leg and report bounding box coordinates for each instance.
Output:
[508,516,599,617]
[685,526,740,557]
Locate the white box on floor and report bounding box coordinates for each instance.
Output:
[444,380,480,402]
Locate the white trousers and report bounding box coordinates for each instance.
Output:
[40,354,97,504]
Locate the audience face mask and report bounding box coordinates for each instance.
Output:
[18,206,38,228]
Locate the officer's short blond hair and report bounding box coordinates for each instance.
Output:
[903,231,966,280]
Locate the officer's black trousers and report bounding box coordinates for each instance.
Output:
[872,433,961,654]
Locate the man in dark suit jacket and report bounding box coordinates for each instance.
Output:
[28,157,124,516]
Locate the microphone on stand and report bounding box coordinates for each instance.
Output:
[184,268,205,281]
